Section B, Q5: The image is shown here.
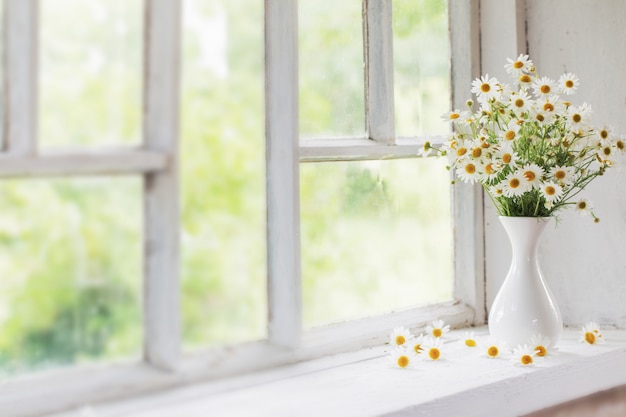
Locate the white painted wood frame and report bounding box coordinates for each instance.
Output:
[265,0,302,349]
[0,1,487,415]
[364,0,395,143]
[3,0,38,155]
[142,0,182,371]
[448,0,485,325]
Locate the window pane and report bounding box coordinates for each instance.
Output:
[393,0,450,136]
[0,178,141,376]
[301,159,453,327]
[299,0,365,138]
[39,0,142,147]
[181,0,266,348]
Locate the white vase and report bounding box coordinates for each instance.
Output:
[488,216,563,347]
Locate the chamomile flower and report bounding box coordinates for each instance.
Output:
[575,199,594,216]
[499,120,521,142]
[508,91,532,115]
[410,334,426,354]
[558,72,580,95]
[597,143,615,164]
[490,183,506,197]
[549,165,576,186]
[483,338,508,359]
[426,319,450,339]
[419,141,433,157]
[596,125,614,144]
[423,337,444,361]
[494,144,518,166]
[505,54,533,75]
[540,181,563,203]
[390,347,413,369]
[520,163,545,188]
[389,326,413,347]
[529,334,552,357]
[580,321,605,345]
[517,73,533,88]
[471,74,501,102]
[441,109,464,123]
[456,159,481,184]
[460,331,478,347]
[513,344,536,366]
[566,103,593,130]
[480,162,500,181]
[532,76,555,97]
[503,171,531,197]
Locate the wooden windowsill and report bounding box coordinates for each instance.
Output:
[44,327,626,417]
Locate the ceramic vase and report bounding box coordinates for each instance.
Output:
[488,216,563,347]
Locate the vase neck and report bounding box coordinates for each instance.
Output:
[499,216,551,258]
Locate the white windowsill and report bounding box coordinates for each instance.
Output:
[45,327,626,417]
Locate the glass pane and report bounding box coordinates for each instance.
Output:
[299,0,365,138]
[301,159,453,327]
[39,0,142,147]
[393,0,450,136]
[0,178,142,376]
[181,0,266,349]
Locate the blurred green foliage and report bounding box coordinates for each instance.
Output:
[0,0,451,375]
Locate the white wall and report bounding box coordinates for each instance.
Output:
[483,0,626,328]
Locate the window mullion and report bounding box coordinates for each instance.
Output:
[449,0,485,325]
[265,0,302,348]
[364,0,395,144]
[4,0,38,155]
[143,0,182,371]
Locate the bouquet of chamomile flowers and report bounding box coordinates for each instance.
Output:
[424,55,623,220]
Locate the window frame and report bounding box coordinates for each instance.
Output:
[0,0,484,415]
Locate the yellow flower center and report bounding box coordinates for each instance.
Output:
[600,130,609,139]
[536,114,545,122]
[521,354,533,365]
[540,85,551,94]
[513,61,524,69]
[429,348,441,360]
[485,164,495,175]
[519,75,531,83]
[535,345,547,357]
[545,186,556,196]
[555,170,566,180]
[617,140,625,150]
[487,346,499,357]
[472,148,482,158]
[578,201,587,210]
[450,113,460,120]
[502,153,512,164]
[563,101,572,107]
[457,147,468,156]
[423,141,431,151]
[565,80,574,88]
[465,339,477,347]
[465,164,476,175]
[396,335,406,345]
[524,171,536,181]
[414,344,422,354]
[397,355,410,368]
[505,131,516,140]
[543,103,555,112]
[433,328,443,338]
[603,147,611,156]
[480,83,491,93]
[515,98,525,108]
[572,114,582,123]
